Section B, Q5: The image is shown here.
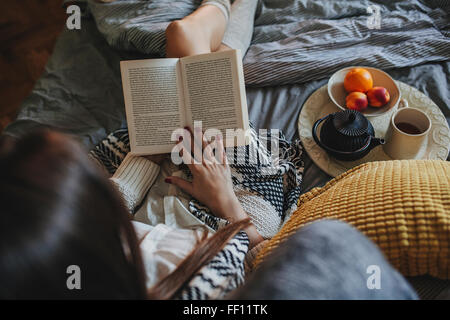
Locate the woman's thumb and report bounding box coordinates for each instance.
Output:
[165,176,193,195]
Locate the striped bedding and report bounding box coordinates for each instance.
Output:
[4,0,449,164]
[88,0,450,87]
[2,1,448,299]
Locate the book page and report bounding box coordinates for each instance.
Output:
[120,59,185,155]
[180,50,249,146]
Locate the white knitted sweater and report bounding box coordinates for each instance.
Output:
[109,153,282,239]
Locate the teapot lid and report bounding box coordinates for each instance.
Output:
[332,110,369,137]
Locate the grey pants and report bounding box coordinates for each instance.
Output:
[202,0,259,56]
[235,220,418,299]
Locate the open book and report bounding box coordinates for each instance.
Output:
[120,49,249,155]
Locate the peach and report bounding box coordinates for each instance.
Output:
[346,92,368,111]
[367,86,390,107]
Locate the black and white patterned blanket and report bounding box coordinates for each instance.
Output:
[90,125,304,231]
[90,126,304,299]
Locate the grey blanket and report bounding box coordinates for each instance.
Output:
[4,0,450,192]
[88,0,450,86]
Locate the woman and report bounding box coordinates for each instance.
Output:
[1,0,268,300]
[0,130,417,300]
[0,1,417,300]
[0,129,257,299]
[94,0,259,58]
[93,0,300,250]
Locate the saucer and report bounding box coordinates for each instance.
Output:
[298,81,450,177]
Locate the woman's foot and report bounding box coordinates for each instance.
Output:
[165,19,211,58]
[165,5,228,58]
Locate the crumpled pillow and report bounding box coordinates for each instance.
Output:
[254,160,450,280]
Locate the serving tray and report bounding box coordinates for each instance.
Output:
[298,81,450,177]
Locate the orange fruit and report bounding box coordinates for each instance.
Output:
[344,68,373,93]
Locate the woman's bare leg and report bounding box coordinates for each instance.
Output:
[165,0,258,58]
[165,4,228,58]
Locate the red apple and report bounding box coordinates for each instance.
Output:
[346,92,368,111]
[367,86,390,107]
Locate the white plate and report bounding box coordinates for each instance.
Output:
[298,81,450,177]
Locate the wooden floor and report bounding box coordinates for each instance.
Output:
[0,0,66,133]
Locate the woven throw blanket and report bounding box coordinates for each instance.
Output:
[90,126,304,231]
[86,0,450,86]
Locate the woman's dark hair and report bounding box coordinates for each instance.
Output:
[0,131,250,299]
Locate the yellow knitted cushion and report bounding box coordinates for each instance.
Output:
[254,160,450,279]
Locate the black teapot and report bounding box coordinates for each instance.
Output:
[312,110,385,161]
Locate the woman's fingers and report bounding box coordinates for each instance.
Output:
[215,135,226,165]
[144,153,168,165]
[185,126,216,163]
[196,126,208,150]
[180,145,195,167]
[192,127,204,163]
[165,176,194,195]
[181,126,229,165]
[176,135,195,167]
[202,136,215,164]
[183,126,205,163]
[181,127,196,164]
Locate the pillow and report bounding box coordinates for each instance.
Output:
[253,160,450,279]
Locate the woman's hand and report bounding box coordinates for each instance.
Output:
[166,128,244,222]
[165,128,263,248]
[144,154,168,165]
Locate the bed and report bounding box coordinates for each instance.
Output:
[3,0,450,298]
